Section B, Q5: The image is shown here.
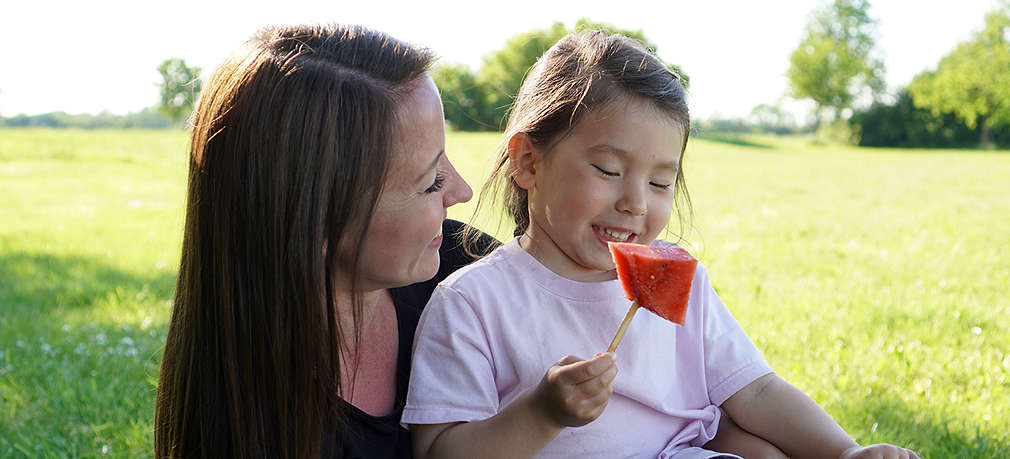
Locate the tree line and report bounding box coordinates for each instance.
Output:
[0,58,201,130]
[3,2,1008,148]
[432,19,689,131]
[432,1,1010,148]
[0,107,176,129]
[787,0,1010,148]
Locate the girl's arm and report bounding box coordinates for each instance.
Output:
[703,409,788,458]
[721,373,919,459]
[411,353,617,459]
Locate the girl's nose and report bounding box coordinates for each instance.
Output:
[442,162,473,208]
[616,184,646,216]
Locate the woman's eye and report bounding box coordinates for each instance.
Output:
[650,182,672,190]
[592,165,619,177]
[424,173,446,193]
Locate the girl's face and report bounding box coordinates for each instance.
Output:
[354,74,473,290]
[513,96,684,282]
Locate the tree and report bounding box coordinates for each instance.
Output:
[432,63,495,131]
[749,103,797,134]
[157,58,202,123]
[476,22,569,129]
[907,2,1010,146]
[474,19,688,130]
[787,0,885,129]
[850,90,978,148]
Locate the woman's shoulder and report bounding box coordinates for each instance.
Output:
[436,219,500,283]
[438,236,516,290]
[426,239,533,320]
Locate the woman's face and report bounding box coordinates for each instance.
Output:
[355,74,472,290]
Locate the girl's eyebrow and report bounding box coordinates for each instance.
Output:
[414,150,444,184]
[587,144,679,171]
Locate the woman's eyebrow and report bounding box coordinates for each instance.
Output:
[414,150,444,184]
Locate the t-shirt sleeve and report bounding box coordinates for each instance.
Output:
[402,284,500,425]
[696,266,774,405]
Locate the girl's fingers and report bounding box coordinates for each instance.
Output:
[584,352,615,377]
[581,378,615,405]
[561,385,613,427]
[555,353,615,385]
[547,355,585,385]
[575,362,617,397]
[555,354,582,366]
[537,354,618,427]
[581,381,615,415]
[600,361,618,384]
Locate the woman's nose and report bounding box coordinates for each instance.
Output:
[443,162,473,207]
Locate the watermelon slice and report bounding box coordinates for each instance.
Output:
[608,242,698,326]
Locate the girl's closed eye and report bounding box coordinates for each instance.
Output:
[650,181,672,190]
[592,164,619,177]
[424,173,445,193]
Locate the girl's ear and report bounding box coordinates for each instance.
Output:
[507,132,538,190]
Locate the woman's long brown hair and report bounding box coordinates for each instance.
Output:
[154,24,433,458]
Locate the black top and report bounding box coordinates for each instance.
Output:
[327,220,499,458]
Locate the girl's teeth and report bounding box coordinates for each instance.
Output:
[596,226,631,241]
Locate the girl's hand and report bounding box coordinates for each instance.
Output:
[532,353,617,428]
[840,444,920,459]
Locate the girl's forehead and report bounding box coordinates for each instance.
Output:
[577,100,682,140]
[594,94,677,122]
[546,98,684,167]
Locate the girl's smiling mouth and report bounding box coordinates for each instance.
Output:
[593,225,635,243]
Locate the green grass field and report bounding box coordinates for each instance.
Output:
[1,128,1008,457]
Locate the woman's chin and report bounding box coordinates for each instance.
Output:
[405,252,441,285]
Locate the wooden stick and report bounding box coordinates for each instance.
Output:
[607,299,639,353]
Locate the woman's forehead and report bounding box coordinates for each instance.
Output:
[387,75,445,184]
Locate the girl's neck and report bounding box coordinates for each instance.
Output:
[518,232,617,283]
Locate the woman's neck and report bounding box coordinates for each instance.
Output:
[333,287,399,416]
[333,288,386,353]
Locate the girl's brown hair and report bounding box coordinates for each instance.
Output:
[469,29,692,246]
[154,24,433,458]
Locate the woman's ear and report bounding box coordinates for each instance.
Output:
[507,132,538,190]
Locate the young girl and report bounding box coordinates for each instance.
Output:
[403,30,918,459]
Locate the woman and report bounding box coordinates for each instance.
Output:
[154,23,493,458]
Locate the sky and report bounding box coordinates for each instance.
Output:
[0,0,1002,121]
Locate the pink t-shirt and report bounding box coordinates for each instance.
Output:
[403,239,773,458]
